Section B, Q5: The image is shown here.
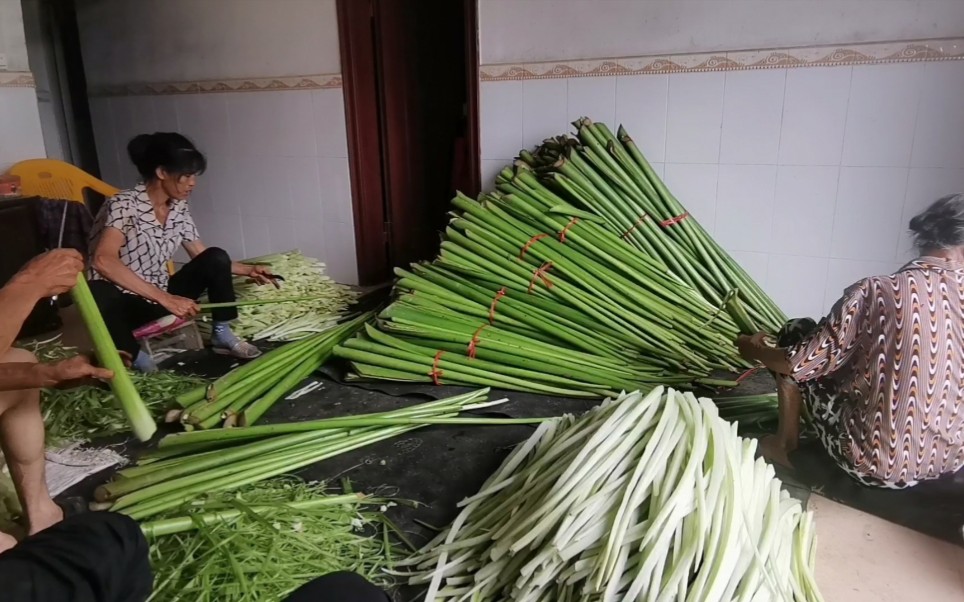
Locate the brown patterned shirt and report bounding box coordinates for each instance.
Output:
[788,257,964,485]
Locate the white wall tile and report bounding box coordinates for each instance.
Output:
[480,81,524,160]
[911,61,964,169]
[662,163,718,233]
[176,94,231,158]
[151,96,180,132]
[522,78,568,149]
[567,76,616,131]
[841,64,922,167]
[481,159,510,191]
[898,167,964,259]
[765,254,829,319]
[771,165,839,256]
[286,156,324,222]
[240,215,272,258]
[267,218,298,253]
[831,166,909,261]
[311,89,348,158]
[727,250,769,286]
[199,211,245,260]
[779,66,851,166]
[323,218,358,284]
[715,164,777,253]
[294,217,326,262]
[720,69,786,165]
[277,90,317,157]
[199,155,240,217]
[0,88,47,169]
[824,257,900,313]
[230,154,274,218]
[226,92,282,157]
[615,74,668,162]
[665,72,724,164]
[317,157,353,224]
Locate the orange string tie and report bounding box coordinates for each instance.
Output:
[527,262,554,293]
[519,233,548,260]
[621,214,649,239]
[488,287,507,324]
[429,350,446,385]
[558,217,579,243]
[468,324,488,359]
[660,212,690,227]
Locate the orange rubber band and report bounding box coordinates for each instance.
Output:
[527,262,554,293]
[429,350,446,385]
[660,212,689,227]
[488,287,507,324]
[519,233,548,259]
[621,214,648,238]
[558,217,579,243]
[468,324,488,359]
[736,366,760,383]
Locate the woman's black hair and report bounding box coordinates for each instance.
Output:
[127,132,207,181]
[909,193,964,250]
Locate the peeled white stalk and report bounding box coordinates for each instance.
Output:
[397,388,824,601]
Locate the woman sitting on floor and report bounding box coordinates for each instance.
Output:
[737,194,964,489]
[88,132,275,371]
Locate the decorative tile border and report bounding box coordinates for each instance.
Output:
[88,73,342,97]
[0,71,36,88]
[481,38,964,81]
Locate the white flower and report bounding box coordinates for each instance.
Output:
[291,522,304,533]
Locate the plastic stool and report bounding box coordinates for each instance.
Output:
[134,315,203,363]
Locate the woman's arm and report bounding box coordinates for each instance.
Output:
[93,228,169,302]
[182,239,275,284]
[94,229,197,317]
[736,332,792,374]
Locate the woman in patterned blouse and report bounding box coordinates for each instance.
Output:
[737,194,964,488]
[88,133,274,371]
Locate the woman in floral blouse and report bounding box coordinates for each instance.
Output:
[737,194,964,488]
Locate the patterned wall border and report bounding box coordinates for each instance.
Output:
[88,73,342,97]
[480,37,964,81]
[0,71,36,88]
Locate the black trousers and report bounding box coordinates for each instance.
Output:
[88,247,237,357]
[0,512,152,602]
[0,512,389,602]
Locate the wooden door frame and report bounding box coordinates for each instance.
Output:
[337,0,481,285]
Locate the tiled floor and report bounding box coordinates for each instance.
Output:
[811,495,964,601]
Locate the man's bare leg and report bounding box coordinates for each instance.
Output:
[0,348,62,542]
[760,374,802,469]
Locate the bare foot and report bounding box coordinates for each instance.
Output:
[0,532,16,554]
[27,501,63,536]
[760,435,795,470]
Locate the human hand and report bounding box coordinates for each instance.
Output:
[735,331,770,362]
[159,293,199,318]
[245,265,278,288]
[39,355,114,389]
[11,249,85,298]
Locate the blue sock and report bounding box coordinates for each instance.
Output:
[211,321,241,349]
[133,350,157,373]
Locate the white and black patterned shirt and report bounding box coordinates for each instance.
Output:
[88,183,199,290]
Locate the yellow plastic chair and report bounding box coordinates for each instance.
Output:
[4,158,119,204]
[5,159,178,276]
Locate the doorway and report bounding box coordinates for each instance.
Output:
[337,0,481,286]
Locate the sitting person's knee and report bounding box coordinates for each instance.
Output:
[1,348,37,364]
[200,247,231,268]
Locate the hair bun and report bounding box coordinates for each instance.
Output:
[127,133,156,168]
[909,194,964,250]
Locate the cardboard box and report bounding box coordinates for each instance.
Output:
[0,174,21,199]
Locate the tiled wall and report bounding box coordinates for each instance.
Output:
[480,54,964,319]
[88,85,358,284]
[0,76,45,171]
